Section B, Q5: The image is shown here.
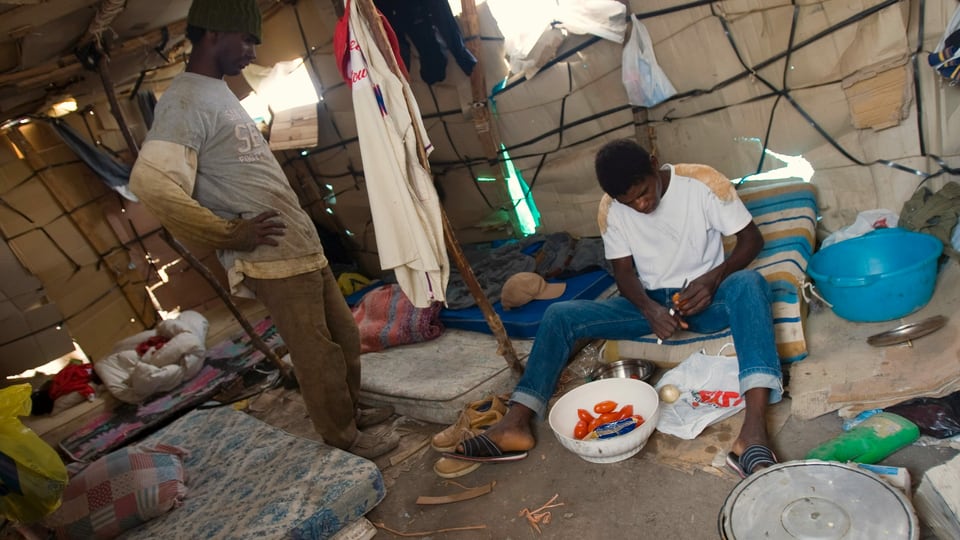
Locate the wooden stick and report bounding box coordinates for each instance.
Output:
[8,125,156,329]
[459,0,523,239]
[95,53,139,161]
[354,0,523,374]
[160,229,293,381]
[416,481,495,505]
[372,522,487,537]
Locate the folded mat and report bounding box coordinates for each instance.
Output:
[59,318,281,463]
[123,407,384,539]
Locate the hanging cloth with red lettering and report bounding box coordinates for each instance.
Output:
[333,0,449,308]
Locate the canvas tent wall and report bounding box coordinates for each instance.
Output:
[0,0,957,374]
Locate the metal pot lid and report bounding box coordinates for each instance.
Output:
[867,315,948,347]
[719,460,918,540]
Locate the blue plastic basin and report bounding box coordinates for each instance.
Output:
[808,228,943,322]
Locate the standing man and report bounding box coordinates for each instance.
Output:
[130,0,398,459]
[447,139,782,477]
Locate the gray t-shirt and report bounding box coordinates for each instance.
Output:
[146,72,324,271]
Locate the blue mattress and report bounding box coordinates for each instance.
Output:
[439,269,615,339]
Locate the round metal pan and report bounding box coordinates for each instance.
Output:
[866,315,948,347]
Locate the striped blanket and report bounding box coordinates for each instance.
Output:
[352,284,443,353]
[614,179,818,365]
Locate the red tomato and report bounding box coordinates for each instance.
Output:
[593,400,618,414]
[632,414,645,425]
[618,404,634,420]
[573,420,589,440]
[587,417,603,435]
[597,412,620,425]
[577,408,595,422]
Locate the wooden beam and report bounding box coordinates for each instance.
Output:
[459,0,523,240]
[0,0,99,41]
[95,54,139,160]
[355,0,522,374]
[7,124,157,329]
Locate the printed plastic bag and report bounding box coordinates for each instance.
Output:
[654,347,744,439]
[621,14,677,107]
[0,384,68,523]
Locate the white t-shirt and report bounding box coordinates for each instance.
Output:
[602,164,753,290]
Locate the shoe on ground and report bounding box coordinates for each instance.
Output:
[431,395,508,452]
[356,405,395,429]
[433,456,481,479]
[348,430,400,459]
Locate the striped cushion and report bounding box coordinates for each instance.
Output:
[613,180,818,365]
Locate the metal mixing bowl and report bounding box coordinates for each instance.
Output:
[591,359,655,382]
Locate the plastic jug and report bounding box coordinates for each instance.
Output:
[805,412,920,464]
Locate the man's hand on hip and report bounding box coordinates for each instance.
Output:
[234,211,286,250]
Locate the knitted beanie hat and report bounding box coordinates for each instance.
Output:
[187,0,262,43]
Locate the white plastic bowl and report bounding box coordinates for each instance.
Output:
[548,378,660,464]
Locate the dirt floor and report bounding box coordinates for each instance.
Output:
[212,293,959,539]
[245,364,957,539]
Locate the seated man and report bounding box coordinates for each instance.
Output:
[446,139,783,477]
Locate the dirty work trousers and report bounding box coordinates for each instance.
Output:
[246,266,361,449]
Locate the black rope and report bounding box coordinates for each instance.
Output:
[710,3,948,185]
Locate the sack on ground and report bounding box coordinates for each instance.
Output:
[655,348,744,440]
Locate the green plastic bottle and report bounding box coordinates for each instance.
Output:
[805,412,920,464]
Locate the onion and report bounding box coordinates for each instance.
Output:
[659,384,680,403]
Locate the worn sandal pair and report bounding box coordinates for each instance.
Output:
[431,395,508,453]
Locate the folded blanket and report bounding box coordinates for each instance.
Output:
[352,284,443,353]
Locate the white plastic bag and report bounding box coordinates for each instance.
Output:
[821,209,899,249]
[557,0,628,43]
[621,14,677,107]
[654,347,744,440]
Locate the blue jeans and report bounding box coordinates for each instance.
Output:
[512,269,783,419]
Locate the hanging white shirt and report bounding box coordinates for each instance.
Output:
[346,1,449,307]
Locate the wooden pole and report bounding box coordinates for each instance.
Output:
[95,53,140,161]
[160,229,294,381]
[8,125,156,329]
[459,0,523,239]
[354,0,523,374]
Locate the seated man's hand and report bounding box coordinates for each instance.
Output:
[647,303,684,341]
[675,274,719,316]
[232,211,286,251]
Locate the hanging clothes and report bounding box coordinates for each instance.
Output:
[374,0,477,85]
[335,0,449,307]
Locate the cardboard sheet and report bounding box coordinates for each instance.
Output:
[641,399,791,478]
[789,259,960,420]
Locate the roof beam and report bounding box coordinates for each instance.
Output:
[1,0,99,40]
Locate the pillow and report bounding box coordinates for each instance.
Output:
[612,180,818,366]
[44,445,188,540]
